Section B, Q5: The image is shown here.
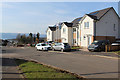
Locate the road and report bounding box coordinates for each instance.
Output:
[2,46,119,79]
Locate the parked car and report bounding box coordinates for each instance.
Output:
[52,43,71,52]
[46,41,54,45]
[88,40,110,51]
[35,43,51,51]
[111,41,120,46]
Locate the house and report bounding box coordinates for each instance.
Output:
[46,23,63,42]
[78,7,120,47]
[46,26,56,41]
[54,23,63,42]
[46,7,120,48]
[61,22,73,46]
[72,17,82,46]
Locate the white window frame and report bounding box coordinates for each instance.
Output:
[84,22,89,29]
[63,28,66,33]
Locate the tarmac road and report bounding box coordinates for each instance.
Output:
[2,46,119,79]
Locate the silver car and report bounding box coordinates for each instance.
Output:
[52,43,71,52]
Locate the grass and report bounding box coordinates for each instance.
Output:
[15,59,83,80]
[71,46,81,50]
[112,50,120,55]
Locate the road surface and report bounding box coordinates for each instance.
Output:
[2,47,119,79]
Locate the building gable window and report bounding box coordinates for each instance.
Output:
[84,22,89,29]
[113,24,116,31]
[48,31,50,35]
[63,28,66,33]
[73,28,76,33]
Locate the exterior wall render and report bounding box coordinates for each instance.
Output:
[61,24,69,43]
[68,27,73,46]
[47,28,53,41]
[80,15,94,47]
[96,9,119,39]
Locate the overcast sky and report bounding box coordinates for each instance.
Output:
[2,2,118,34]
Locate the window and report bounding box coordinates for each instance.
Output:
[77,31,79,38]
[83,36,86,40]
[63,28,66,33]
[84,22,89,29]
[113,24,116,31]
[73,39,76,43]
[73,28,76,32]
[48,31,50,35]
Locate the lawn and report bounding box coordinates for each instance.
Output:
[15,59,83,80]
[112,50,120,55]
[71,46,81,50]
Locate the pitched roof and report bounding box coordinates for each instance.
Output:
[88,7,112,20]
[63,22,73,27]
[72,17,82,27]
[48,27,56,31]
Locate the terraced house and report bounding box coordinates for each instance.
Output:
[47,7,120,47]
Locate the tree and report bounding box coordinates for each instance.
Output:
[29,33,33,44]
[36,32,40,43]
[21,34,27,44]
[33,34,36,43]
[16,33,21,43]
[36,32,40,40]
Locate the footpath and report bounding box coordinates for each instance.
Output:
[2,58,24,80]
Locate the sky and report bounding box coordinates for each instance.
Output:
[2,2,118,34]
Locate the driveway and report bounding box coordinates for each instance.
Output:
[2,47,119,79]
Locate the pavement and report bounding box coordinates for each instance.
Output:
[1,57,24,80]
[2,46,120,80]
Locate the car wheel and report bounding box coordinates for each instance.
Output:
[61,48,64,52]
[42,48,44,51]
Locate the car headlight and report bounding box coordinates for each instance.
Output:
[94,45,98,47]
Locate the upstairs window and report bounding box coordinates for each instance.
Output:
[48,31,50,35]
[73,28,76,32]
[84,22,89,29]
[63,28,66,33]
[113,24,116,31]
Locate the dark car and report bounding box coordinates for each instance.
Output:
[88,40,110,52]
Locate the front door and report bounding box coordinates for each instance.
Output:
[88,36,91,46]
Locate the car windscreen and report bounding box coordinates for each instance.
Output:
[63,43,69,46]
[49,41,53,43]
[41,44,48,46]
[92,41,99,45]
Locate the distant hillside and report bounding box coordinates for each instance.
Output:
[0,33,46,40]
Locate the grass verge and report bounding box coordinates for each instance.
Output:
[15,59,84,80]
[71,46,81,50]
[112,51,120,55]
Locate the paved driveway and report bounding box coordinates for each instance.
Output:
[2,47,119,79]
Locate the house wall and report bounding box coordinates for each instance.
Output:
[72,27,78,46]
[80,15,94,47]
[118,18,120,39]
[96,9,119,42]
[68,27,73,46]
[61,24,69,43]
[55,27,61,42]
[61,24,73,46]
[47,28,53,41]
